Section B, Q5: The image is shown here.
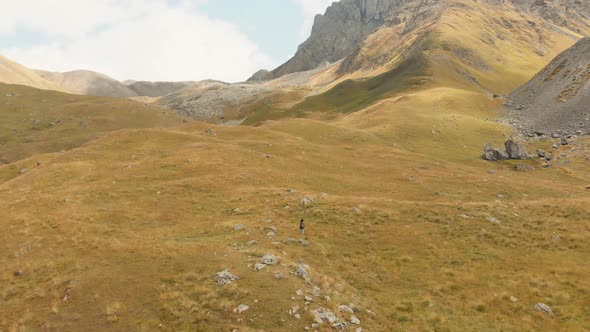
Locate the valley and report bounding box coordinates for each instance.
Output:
[0,0,589,331]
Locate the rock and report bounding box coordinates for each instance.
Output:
[261,254,279,265]
[552,144,559,149]
[289,306,300,314]
[295,314,301,320]
[534,303,553,314]
[267,231,276,238]
[510,296,519,302]
[13,270,24,277]
[247,240,258,246]
[294,263,311,282]
[234,304,249,314]
[551,133,561,138]
[233,224,245,231]
[305,295,314,303]
[311,308,339,325]
[275,273,285,279]
[514,164,534,172]
[301,195,314,207]
[296,289,304,296]
[254,263,266,271]
[350,315,361,325]
[561,137,569,145]
[483,144,509,161]
[204,128,216,136]
[215,270,239,286]
[352,207,361,214]
[505,140,528,159]
[332,322,349,330]
[19,168,29,174]
[485,216,501,224]
[339,305,354,314]
[233,208,241,214]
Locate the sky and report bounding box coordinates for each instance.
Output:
[0,0,334,82]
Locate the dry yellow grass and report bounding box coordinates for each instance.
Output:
[1,1,589,331]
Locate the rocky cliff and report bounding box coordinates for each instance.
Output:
[249,0,590,81]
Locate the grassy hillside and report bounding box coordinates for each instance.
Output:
[0,83,186,164]
[0,55,66,92]
[0,120,588,331]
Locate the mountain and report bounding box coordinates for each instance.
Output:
[249,0,590,81]
[506,37,590,135]
[0,54,66,91]
[126,81,195,98]
[35,70,139,98]
[172,0,589,124]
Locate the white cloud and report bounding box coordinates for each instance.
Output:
[0,0,272,82]
[292,0,335,41]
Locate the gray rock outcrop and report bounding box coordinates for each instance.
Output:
[215,270,239,286]
[483,144,509,161]
[505,140,529,159]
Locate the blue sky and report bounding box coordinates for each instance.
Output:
[0,0,334,82]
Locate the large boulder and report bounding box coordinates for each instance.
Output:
[505,140,529,159]
[483,144,509,161]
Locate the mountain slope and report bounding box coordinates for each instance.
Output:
[250,0,590,81]
[36,70,138,98]
[506,37,590,135]
[0,54,66,92]
[0,83,186,164]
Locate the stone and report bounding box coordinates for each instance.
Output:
[234,304,249,314]
[289,306,300,315]
[332,322,349,330]
[534,303,553,314]
[352,207,361,214]
[267,231,276,238]
[485,216,501,224]
[261,254,279,265]
[305,295,314,303]
[294,263,311,282]
[561,137,569,145]
[254,263,266,271]
[233,224,245,231]
[275,273,285,279]
[215,270,238,286]
[510,296,519,302]
[311,308,339,325]
[339,305,354,314]
[301,195,314,207]
[350,315,361,325]
[19,168,28,174]
[483,144,509,161]
[505,140,528,159]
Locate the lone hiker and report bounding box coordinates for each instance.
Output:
[299,218,305,236]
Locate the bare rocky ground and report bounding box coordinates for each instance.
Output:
[505,38,590,136]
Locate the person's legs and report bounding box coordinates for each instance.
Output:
[300,228,304,236]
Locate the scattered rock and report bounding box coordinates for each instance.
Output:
[311,308,339,325]
[254,263,266,271]
[275,273,285,280]
[301,195,314,207]
[19,168,29,174]
[305,295,314,303]
[267,231,276,238]
[215,270,239,286]
[289,306,300,315]
[234,304,249,314]
[505,140,529,159]
[233,224,245,231]
[534,303,553,315]
[561,137,569,146]
[332,322,349,330]
[510,296,519,302]
[339,305,354,314]
[294,314,301,320]
[296,289,304,296]
[261,254,278,265]
[350,315,361,325]
[485,216,501,224]
[483,144,509,161]
[247,240,258,246]
[294,263,311,282]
